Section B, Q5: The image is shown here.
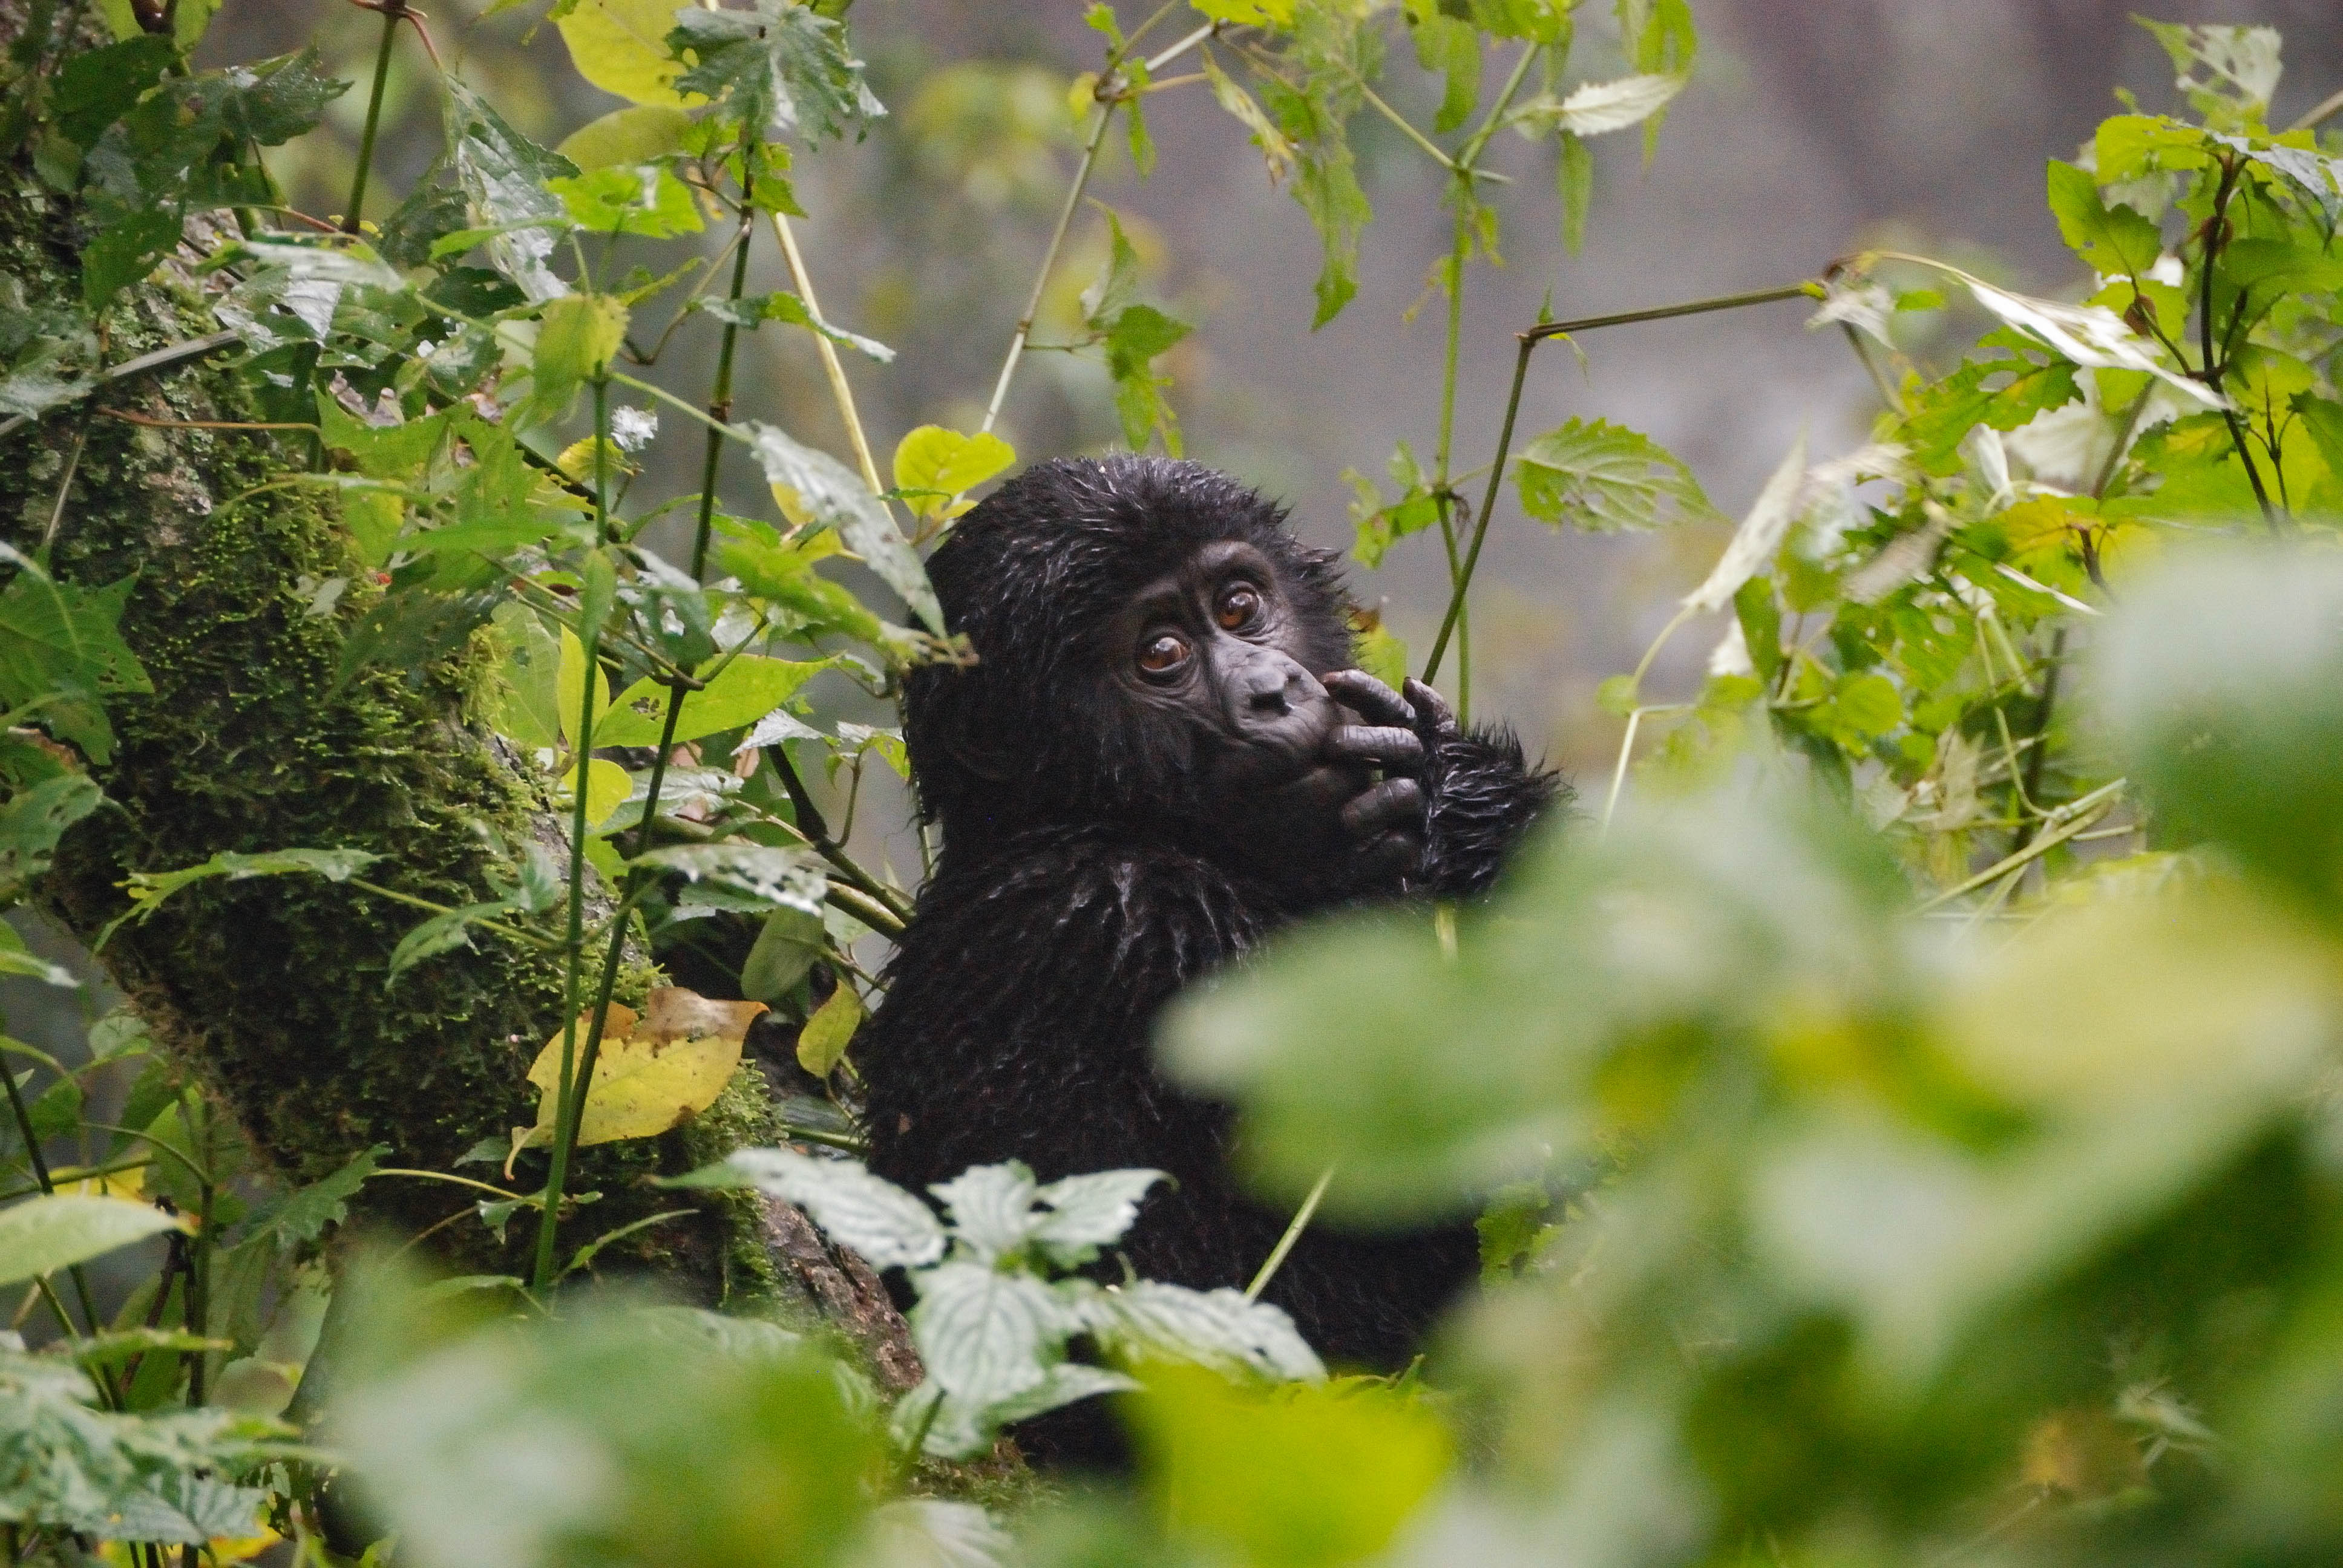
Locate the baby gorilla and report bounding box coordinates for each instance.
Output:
[860,457,1559,1452]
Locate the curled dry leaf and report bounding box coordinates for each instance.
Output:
[511,988,767,1167]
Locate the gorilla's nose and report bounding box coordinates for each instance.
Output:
[1246,670,1291,714]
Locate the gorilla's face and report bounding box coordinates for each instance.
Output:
[1107,538,1343,805]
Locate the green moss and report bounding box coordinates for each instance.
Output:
[0,171,755,1299]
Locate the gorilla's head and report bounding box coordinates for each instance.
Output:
[903,456,1358,866]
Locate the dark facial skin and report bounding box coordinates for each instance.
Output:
[1111,540,1451,889]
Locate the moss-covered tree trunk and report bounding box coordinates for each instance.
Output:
[0,4,913,1384]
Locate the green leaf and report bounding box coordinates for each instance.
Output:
[80,207,181,312]
[795,982,862,1076]
[631,842,828,916]
[743,422,943,633]
[693,290,893,361]
[2045,159,2164,278]
[1556,129,1594,253]
[0,774,103,898]
[526,293,630,423]
[1193,0,1294,24]
[557,103,694,169]
[596,653,828,748]
[548,163,704,239]
[1832,671,1903,739]
[890,425,1015,520]
[1515,417,1721,533]
[0,1194,186,1285]
[557,0,701,108]
[667,0,883,144]
[1126,1365,1451,1568]
[102,848,381,948]
[50,36,175,150]
[670,1147,945,1268]
[445,80,578,303]
[740,907,826,1002]
[246,1145,384,1252]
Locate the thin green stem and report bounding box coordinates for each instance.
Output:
[2197,155,2280,533]
[529,379,611,1295]
[342,4,404,234]
[1434,198,1472,719]
[1244,1165,1334,1303]
[1420,283,1817,685]
[0,1046,102,1338]
[982,94,1118,433]
[542,167,764,1229]
[1916,778,2125,912]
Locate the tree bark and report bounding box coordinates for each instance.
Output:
[0,2,918,1391]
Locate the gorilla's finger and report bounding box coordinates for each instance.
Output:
[1323,669,1417,728]
[1355,829,1423,885]
[1401,677,1458,737]
[1325,725,1426,771]
[1342,776,1426,838]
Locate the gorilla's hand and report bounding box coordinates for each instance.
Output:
[1319,670,1427,889]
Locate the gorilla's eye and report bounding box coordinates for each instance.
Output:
[1215,584,1263,632]
[1137,632,1191,675]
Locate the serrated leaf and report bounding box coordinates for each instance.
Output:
[743,422,942,633]
[1546,72,1685,137]
[1031,1169,1166,1266]
[103,848,381,947]
[673,1146,946,1269]
[667,0,883,143]
[1081,1281,1325,1381]
[0,1195,188,1285]
[929,1162,1040,1263]
[1515,417,1722,534]
[911,1260,1072,1406]
[631,841,828,916]
[445,80,577,303]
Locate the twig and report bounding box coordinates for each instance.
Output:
[2289,83,2343,132]
[769,211,883,494]
[1420,283,1816,684]
[0,331,241,443]
[981,97,1118,433]
[1915,778,2125,912]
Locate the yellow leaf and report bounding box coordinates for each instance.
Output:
[519,988,765,1152]
[555,0,702,107]
[56,1166,143,1201]
[555,627,611,750]
[891,425,1017,520]
[796,982,863,1076]
[557,757,632,832]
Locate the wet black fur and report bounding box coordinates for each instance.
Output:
[862,457,1562,1448]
